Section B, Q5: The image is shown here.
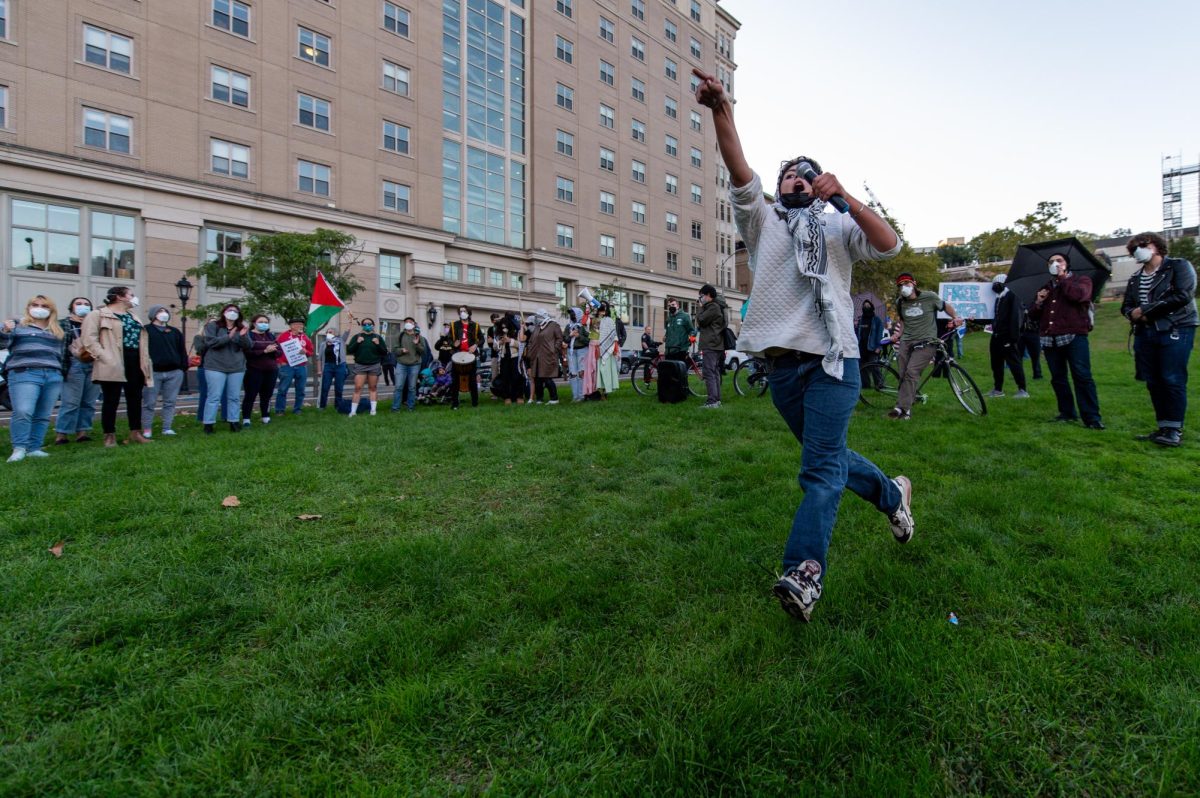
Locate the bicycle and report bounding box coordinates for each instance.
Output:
[630,349,708,399]
[732,356,769,397]
[859,329,986,415]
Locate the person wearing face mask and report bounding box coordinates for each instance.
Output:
[526,307,565,404]
[448,306,484,410]
[318,325,350,410]
[696,284,729,408]
[855,299,885,389]
[491,313,525,405]
[663,299,694,363]
[1121,232,1198,447]
[81,286,154,447]
[434,324,455,367]
[242,315,280,426]
[346,317,387,416]
[140,305,188,438]
[274,318,314,416]
[563,307,591,401]
[54,296,101,444]
[986,275,1029,399]
[1027,253,1103,429]
[695,66,915,623]
[889,274,962,420]
[389,317,427,412]
[2,296,68,461]
[201,304,252,434]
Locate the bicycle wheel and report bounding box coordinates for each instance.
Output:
[733,360,768,397]
[946,363,986,415]
[859,363,901,407]
[686,358,708,399]
[630,360,657,396]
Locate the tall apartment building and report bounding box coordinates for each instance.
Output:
[0,0,741,343]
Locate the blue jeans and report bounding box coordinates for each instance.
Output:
[203,370,244,424]
[196,367,225,422]
[320,362,347,408]
[1043,335,1101,423]
[768,355,901,575]
[1134,326,1194,429]
[391,363,421,410]
[567,346,587,399]
[275,364,308,413]
[55,361,100,435]
[8,368,64,452]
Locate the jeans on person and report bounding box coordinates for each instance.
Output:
[275,364,308,413]
[895,340,937,412]
[768,355,901,575]
[567,346,588,399]
[1134,326,1195,429]
[989,336,1026,392]
[1019,332,1043,378]
[701,348,723,403]
[391,362,421,410]
[203,370,244,424]
[242,368,278,420]
[8,368,64,452]
[319,362,347,408]
[142,369,184,432]
[1043,335,1101,423]
[55,360,100,435]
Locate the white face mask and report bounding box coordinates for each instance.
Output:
[403,322,414,331]
[900,285,914,298]
[326,333,335,340]
[129,296,140,308]
[29,307,51,320]
[224,310,239,321]
[1133,246,1153,264]
[1048,262,1060,276]
[156,312,170,323]
[459,312,469,320]
[73,304,92,316]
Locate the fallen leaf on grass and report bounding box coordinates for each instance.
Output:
[222,496,241,507]
[48,541,66,558]
[296,514,323,521]
[314,445,323,453]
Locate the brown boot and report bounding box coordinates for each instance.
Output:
[54,435,71,445]
[126,431,153,444]
[103,434,117,448]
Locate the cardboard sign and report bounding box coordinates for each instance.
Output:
[939,282,996,322]
[280,336,308,367]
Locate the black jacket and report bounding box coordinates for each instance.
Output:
[1121,257,1199,332]
[991,290,1024,341]
[146,324,188,371]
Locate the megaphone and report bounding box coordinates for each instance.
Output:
[578,287,600,310]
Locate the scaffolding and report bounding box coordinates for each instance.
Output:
[1162,153,1200,238]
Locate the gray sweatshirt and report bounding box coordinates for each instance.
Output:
[201,320,251,373]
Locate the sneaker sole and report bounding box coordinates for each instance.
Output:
[892,476,914,544]
[771,583,813,622]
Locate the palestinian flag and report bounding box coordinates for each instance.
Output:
[305,272,345,336]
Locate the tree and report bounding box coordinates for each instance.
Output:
[1168,236,1199,264]
[968,226,1022,264]
[968,201,1097,263]
[852,204,941,307]
[187,228,365,323]
[936,244,973,268]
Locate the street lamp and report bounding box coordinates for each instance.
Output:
[426,302,438,329]
[175,277,194,393]
[24,237,35,270]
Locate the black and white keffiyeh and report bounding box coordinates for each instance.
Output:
[775,200,843,379]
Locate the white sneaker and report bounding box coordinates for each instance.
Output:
[242,419,252,427]
[1014,390,1030,398]
[8,449,27,462]
[986,390,1004,398]
[163,429,177,436]
[262,416,271,424]
[700,401,721,409]
[26,450,49,458]
[772,560,824,622]
[547,400,559,405]
[142,429,153,438]
[888,476,914,543]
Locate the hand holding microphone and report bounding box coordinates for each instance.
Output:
[795,161,851,214]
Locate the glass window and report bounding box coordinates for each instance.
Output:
[665,212,678,233]
[631,36,645,62]
[631,160,645,183]
[556,176,575,203]
[84,25,132,74]
[556,0,572,19]
[383,180,410,213]
[556,83,573,111]
[599,147,614,172]
[690,73,701,93]
[666,250,678,271]
[298,93,330,131]
[690,37,701,59]
[691,220,702,240]
[692,256,703,276]
[212,0,250,38]
[631,77,645,103]
[631,118,645,142]
[383,61,410,95]
[630,292,646,327]
[444,262,461,281]
[556,35,573,64]
[690,147,702,168]
[665,135,678,157]
[10,199,82,273]
[488,269,504,288]
[298,27,331,67]
[510,273,525,290]
[467,265,483,284]
[556,223,574,249]
[383,120,410,154]
[83,108,131,154]
[205,228,244,286]
[631,0,645,20]
[211,139,249,178]
[691,182,702,203]
[690,110,702,132]
[379,252,405,290]
[690,0,701,22]
[600,234,615,258]
[665,96,677,119]
[384,2,410,37]
[631,242,645,264]
[665,173,678,194]
[90,211,137,278]
[664,18,678,43]
[298,159,331,196]
[0,85,7,129]
[555,129,574,157]
[599,16,615,44]
[599,103,614,129]
[664,58,677,81]
[211,66,250,108]
[631,201,645,224]
[599,191,615,215]
[599,60,615,86]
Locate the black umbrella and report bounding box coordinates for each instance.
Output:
[1005,237,1111,307]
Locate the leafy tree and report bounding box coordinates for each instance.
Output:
[969,201,1097,262]
[936,244,973,268]
[1107,227,1132,239]
[1168,236,1199,264]
[187,228,365,323]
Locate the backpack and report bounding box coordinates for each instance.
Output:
[721,326,737,351]
[615,317,627,347]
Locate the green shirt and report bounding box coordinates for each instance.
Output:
[896,292,945,342]
[664,310,693,352]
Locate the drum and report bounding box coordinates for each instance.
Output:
[451,351,476,366]
[451,350,475,392]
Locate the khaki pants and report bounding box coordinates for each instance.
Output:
[895,340,936,412]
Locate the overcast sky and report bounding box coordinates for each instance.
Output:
[717,0,1200,247]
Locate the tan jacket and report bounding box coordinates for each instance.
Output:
[80,306,153,386]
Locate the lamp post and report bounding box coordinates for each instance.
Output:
[426,302,438,329]
[24,237,35,270]
[175,277,194,393]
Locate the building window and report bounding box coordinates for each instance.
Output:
[664,18,678,43]
[632,201,646,224]
[485,269,503,288]
[632,160,646,183]
[556,223,574,249]
[631,77,645,103]
[298,27,331,67]
[631,36,645,62]
[629,292,646,326]
[10,199,83,273]
[444,262,461,282]
[600,234,615,258]
[664,58,677,81]
[84,25,132,74]
[83,108,131,154]
[690,110,702,132]
[90,211,137,278]
[0,85,7,129]
[631,242,646,264]
[298,159,330,196]
[379,252,404,290]
[297,93,330,131]
[599,60,615,86]
[666,250,678,272]
[383,120,410,154]
[556,36,573,64]
[599,16,615,44]
[664,96,677,119]
[204,228,244,283]
[665,135,678,157]
[510,273,525,290]
[383,61,410,95]
[690,37,701,59]
[556,83,574,111]
[556,0,572,19]
[556,129,574,157]
[692,256,703,276]
[599,147,614,172]
[212,0,250,37]
[599,191,615,215]
[467,265,483,284]
[631,0,645,21]
[690,147,702,168]
[690,73,701,94]
[211,66,250,108]
[631,118,645,142]
[383,180,410,213]
[665,212,678,233]
[210,139,249,178]
[599,103,614,129]
[691,182,702,203]
[383,2,410,37]
[556,176,575,203]
[690,0,701,22]
[666,173,678,195]
[691,220,702,240]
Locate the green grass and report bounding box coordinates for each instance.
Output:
[2,303,1198,796]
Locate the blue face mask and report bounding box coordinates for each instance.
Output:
[363,324,374,333]
[256,322,269,332]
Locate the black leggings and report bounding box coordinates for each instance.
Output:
[100,348,145,433]
[535,377,558,402]
[242,368,279,420]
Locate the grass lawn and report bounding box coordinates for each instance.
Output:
[2,303,1198,796]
